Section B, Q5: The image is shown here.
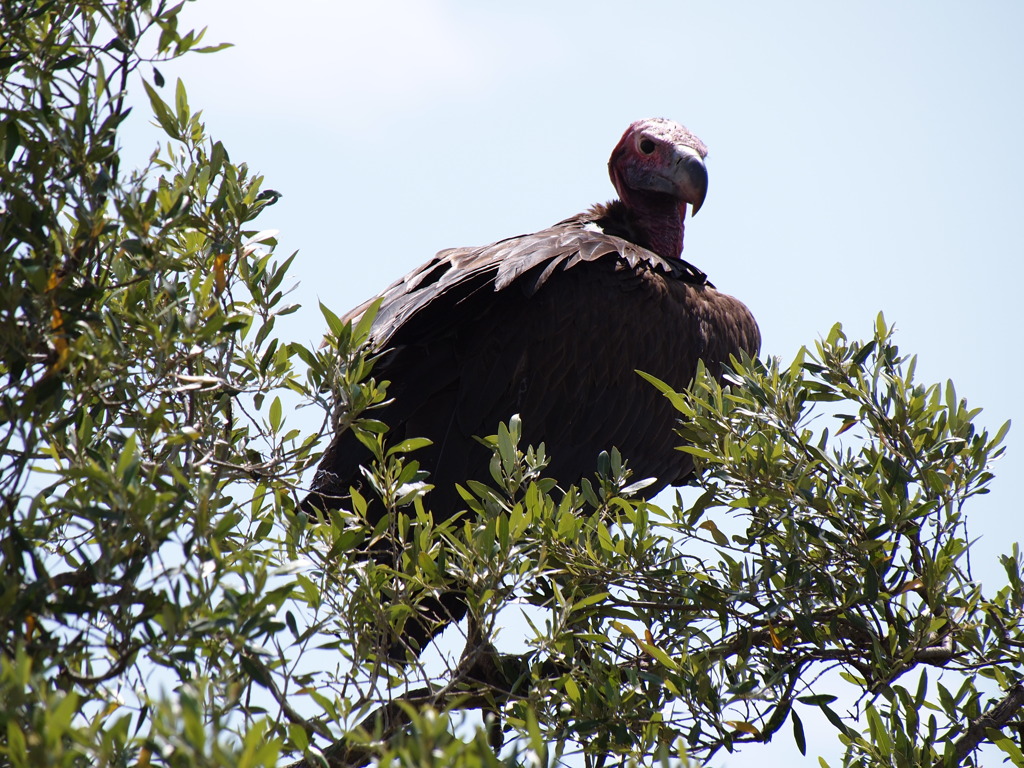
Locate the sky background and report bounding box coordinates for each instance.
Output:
[128,1,1024,764]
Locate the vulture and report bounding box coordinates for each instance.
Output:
[304,118,760,656]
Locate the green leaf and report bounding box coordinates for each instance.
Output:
[239,654,273,689]
[115,433,139,479]
[571,592,610,613]
[797,694,837,706]
[851,339,876,365]
[791,708,806,755]
[269,396,282,432]
[638,640,680,671]
[352,296,383,345]
[564,676,581,702]
[992,418,1012,448]
[698,519,729,546]
[989,728,1024,766]
[636,369,690,412]
[174,77,189,125]
[678,446,723,462]
[387,437,432,457]
[817,702,856,739]
[143,79,178,136]
[319,301,346,338]
[875,311,888,338]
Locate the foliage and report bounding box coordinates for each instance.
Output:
[1,3,1022,767]
[1,2,300,765]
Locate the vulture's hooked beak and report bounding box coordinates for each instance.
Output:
[630,144,708,217]
[673,145,708,217]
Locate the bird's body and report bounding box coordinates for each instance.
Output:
[306,206,757,517]
[303,118,759,654]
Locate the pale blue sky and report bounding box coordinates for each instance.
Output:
[133,1,1024,763]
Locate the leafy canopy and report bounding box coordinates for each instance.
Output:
[0,3,1021,767]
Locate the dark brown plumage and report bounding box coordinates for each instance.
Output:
[304,118,759,655]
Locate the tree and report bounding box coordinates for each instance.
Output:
[1,3,1021,767]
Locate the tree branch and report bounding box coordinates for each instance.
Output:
[286,641,529,768]
[932,682,1024,768]
[283,616,970,767]
[291,686,497,768]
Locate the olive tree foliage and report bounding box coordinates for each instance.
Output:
[1,2,302,765]
[2,3,1023,768]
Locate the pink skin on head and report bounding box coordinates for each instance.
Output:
[607,118,709,260]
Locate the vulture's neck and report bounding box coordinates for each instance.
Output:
[596,197,686,260]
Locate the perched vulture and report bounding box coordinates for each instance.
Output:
[304,118,759,655]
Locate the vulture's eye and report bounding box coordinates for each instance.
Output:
[639,138,656,155]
